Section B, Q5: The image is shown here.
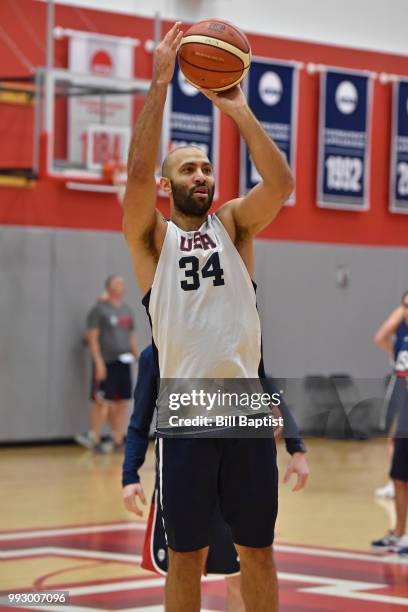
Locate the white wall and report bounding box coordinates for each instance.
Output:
[38,0,408,55]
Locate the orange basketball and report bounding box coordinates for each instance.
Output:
[178,19,251,92]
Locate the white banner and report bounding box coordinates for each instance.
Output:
[67,31,136,171]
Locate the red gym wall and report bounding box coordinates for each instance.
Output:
[0,0,407,246]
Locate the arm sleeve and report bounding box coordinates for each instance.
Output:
[86,305,101,330]
[122,347,158,486]
[260,375,307,455]
[280,398,307,455]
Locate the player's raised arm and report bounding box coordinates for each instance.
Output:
[123,23,183,244]
[374,306,404,354]
[202,86,294,238]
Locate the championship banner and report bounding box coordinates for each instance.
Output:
[317,69,372,210]
[67,30,136,170]
[240,59,298,205]
[162,64,219,194]
[390,80,408,214]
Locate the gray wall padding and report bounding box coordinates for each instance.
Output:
[255,241,408,377]
[0,229,52,439]
[0,226,407,441]
[0,227,152,441]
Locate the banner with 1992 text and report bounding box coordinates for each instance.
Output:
[317,69,372,210]
[390,80,408,214]
[240,58,299,205]
[162,64,219,196]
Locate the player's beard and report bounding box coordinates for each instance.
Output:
[171,181,215,217]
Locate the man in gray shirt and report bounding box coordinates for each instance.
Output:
[82,275,138,452]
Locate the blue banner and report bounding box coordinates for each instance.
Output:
[162,64,219,192]
[317,70,372,210]
[390,80,408,214]
[240,59,298,204]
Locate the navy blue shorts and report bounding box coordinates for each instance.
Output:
[142,485,239,575]
[386,376,407,432]
[156,437,278,552]
[390,437,408,482]
[91,361,132,402]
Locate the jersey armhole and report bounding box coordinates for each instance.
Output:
[211,214,257,297]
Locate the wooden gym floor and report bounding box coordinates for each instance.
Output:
[1,438,407,610]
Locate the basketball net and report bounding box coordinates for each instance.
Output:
[103,162,163,205]
[103,162,127,206]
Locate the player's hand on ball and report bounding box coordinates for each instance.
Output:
[200,85,247,116]
[283,453,310,492]
[123,483,147,517]
[153,22,184,85]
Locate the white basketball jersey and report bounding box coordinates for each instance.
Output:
[147,214,261,379]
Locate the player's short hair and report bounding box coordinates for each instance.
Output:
[105,274,119,290]
[402,290,408,303]
[161,145,208,179]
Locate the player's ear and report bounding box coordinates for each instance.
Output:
[160,176,172,196]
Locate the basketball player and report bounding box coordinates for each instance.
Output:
[84,275,138,452]
[123,344,243,611]
[372,292,408,553]
[374,298,408,498]
[77,286,124,452]
[122,345,307,609]
[123,23,309,611]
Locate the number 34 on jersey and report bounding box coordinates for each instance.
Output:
[178,230,225,292]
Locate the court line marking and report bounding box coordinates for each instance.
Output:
[11,568,406,606]
[298,583,408,606]
[2,545,407,607]
[52,574,218,596]
[0,522,403,565]
[0,547,141,564]
[0,522,144,541]
[70,572,408,606]
[4,544,400,569]
[275,543,403,564]
[19,573,408,608]
[1,529,402,566]
[282,572,408,606]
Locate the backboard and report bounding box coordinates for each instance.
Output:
[34,68,150,190]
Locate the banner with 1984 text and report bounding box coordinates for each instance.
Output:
[240,58,298,205]
[390,80,408,214]
[317,69,372,210]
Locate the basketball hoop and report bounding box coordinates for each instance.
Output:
[103,162,163,204]
[103,162,127,206]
